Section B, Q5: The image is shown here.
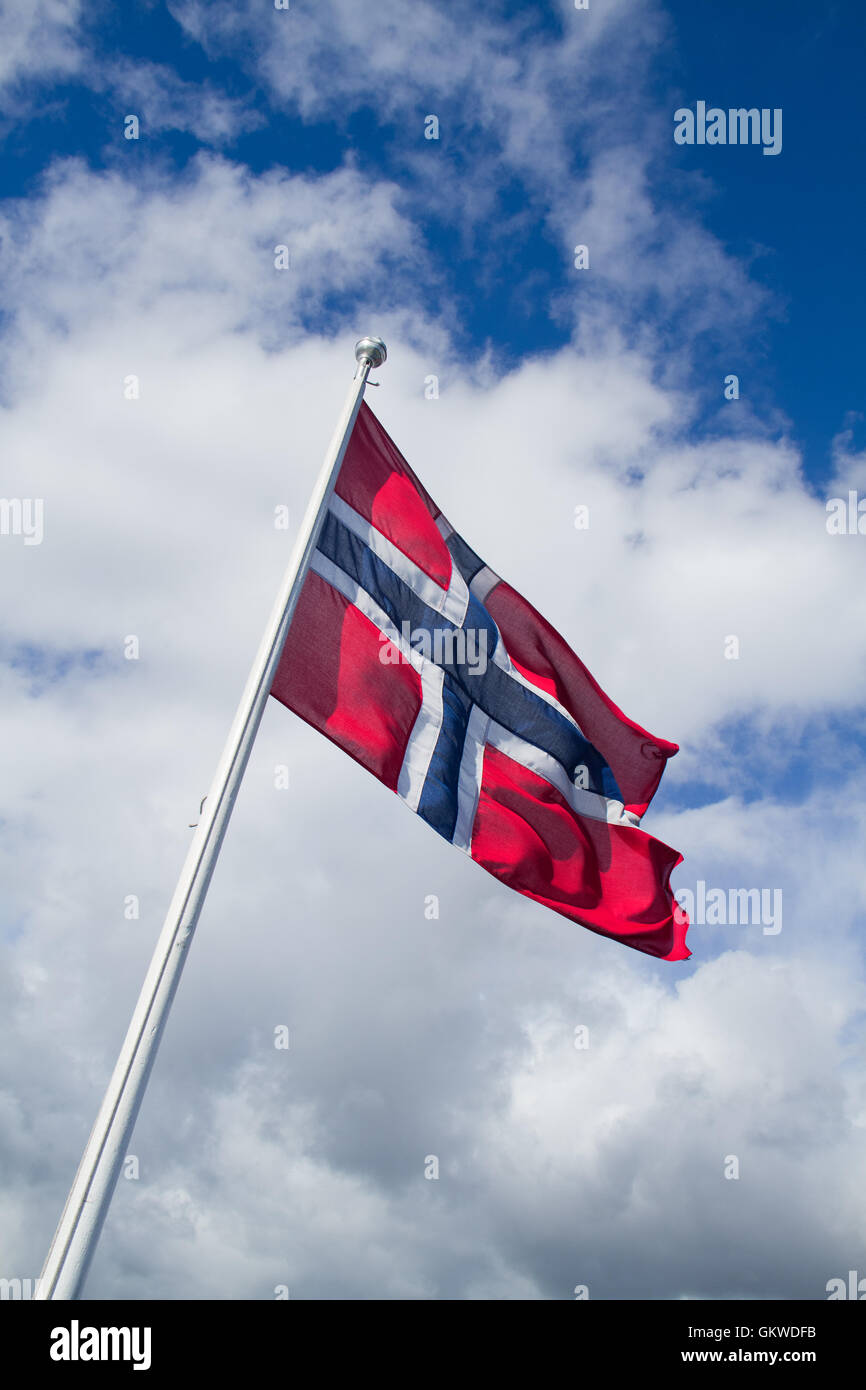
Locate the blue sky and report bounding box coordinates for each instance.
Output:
[2,1,863,480]
[1,0,865,1302]
[667,0,866,482]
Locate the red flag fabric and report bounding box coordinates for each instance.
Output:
[272,402,689,961]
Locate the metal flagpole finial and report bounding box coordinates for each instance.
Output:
[354,336,387,369]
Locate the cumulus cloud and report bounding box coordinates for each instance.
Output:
[0,153,433,388]
[1,0,863,1304]
[165,0,765,345]
[0,0,85,108]
[98,60,266,144]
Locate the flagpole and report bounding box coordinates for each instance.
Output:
[35,336,388,1301]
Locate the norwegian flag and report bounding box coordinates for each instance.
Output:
[271,402,689,961]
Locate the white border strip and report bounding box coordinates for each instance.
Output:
[486,719,640,829]
[333,495,600,763]
[330,493,469,627]
[452,705,490,852]
[310,551,639,835]
[310,549,444,811]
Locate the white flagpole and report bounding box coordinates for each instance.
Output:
[36,336,388,1301]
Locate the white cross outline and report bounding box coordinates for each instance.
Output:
[311,497,642,851]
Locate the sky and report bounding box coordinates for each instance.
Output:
[1,0,864,1301]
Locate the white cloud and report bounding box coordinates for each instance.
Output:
[0,0,84,107]
[166,0,755,338]
[100,60,266,143]
[1,3,863,1304]
[0,153,432,393]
